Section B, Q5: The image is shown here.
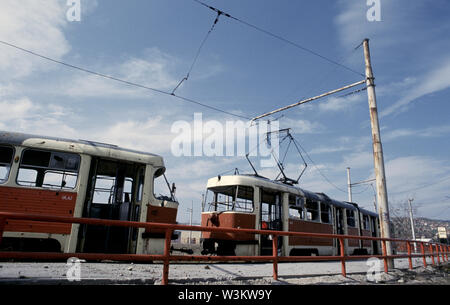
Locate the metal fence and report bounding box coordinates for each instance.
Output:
[0,211,448,284]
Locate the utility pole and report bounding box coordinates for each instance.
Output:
[363,38,394,268]
[347,167,353,202]
[408,198,417,252]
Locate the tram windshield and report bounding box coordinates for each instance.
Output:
[205,185,254,212]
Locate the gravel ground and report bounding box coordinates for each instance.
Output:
[0,257,448,285]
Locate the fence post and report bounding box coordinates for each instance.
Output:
[439,245,445,262]
[406,241,412,270]
[429,244,435,265]
[381,240,388,273]
[162,229,173,285]
[435,244,440,264]
[339,237,346,277]
[0,216,6,246]
[420,242,427,268]
[272,234,278,281]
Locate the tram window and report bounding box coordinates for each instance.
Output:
[0,146,14,184]
[154,172,173,201]
[289,208,302,219]
[16,168,38,187]
[288,195,304,219]
[93,175,115,204]
[43,171,78,189]
[206,185,254,212]
[91,160,137,204]
[260,190,281,229]
[123,178,133,202]
[320,202,331,223]
[306,200,320,221]
[136,168,145,202]
[17,149,80,189]
[346,209,356,227]
[362,214,370,230]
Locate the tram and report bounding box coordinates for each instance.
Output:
[0,131,178,255]
[201,174,380,256]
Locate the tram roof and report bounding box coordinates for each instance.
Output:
[0,130,165,167]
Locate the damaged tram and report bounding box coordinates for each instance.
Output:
[201,174,380,257]
[0,131,178,255]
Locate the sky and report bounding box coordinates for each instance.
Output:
[0,0,449,224]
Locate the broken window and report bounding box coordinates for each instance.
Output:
[91,160,137,205]
[288,195,304,219]
[362,214,370,230]
[346,209,356,227]
[305,199,320,222]
[17,149,80,189]
[320,202,331,223]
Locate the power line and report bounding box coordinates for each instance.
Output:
[292,138,348,194]
[390,175,450,195]
[0,40,251,120]
[278,40,364,110]
[172,10,222,94]
[192,0,365,77]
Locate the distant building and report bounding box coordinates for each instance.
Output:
[174,230,202,244]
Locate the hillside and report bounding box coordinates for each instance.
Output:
[391,217,450,241]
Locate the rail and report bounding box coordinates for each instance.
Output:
[0,212,448,284]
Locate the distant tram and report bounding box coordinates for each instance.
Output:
[201,174,380,256]
[0,131,178,254]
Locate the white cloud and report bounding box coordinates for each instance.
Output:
[318,94,364,112]
[0,0,70,78]
[91,117,176,155]
[381,59,450,116]
[0,97,77,137]
[383,156,450,218]
[62,48,180,98]
[280,117,323,134]
[384,125,450,141]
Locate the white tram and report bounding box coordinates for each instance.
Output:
[0,131,178,255]
[201,174,380,257]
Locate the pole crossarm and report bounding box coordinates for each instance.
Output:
[350,178,376,186]
[251,79,366,121]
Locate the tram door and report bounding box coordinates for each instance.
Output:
[260,189,282,256]
[370,216,379,255]
[335,207,345,255]
[78,158,143,254]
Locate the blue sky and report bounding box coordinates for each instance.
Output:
[0,0,449,224]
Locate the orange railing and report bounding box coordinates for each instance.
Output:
[0,212,448,284]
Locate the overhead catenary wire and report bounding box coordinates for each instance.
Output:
[192,0,365,77]
[390,175,450,195]
[292,138,348,194]
[279,40,365,109]
[0,40,251,120]
[172,10,222,94]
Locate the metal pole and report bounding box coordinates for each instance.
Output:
[408,198,417,252]
[363,38,394,269]
[189,200,193,244]
[251,79,366,121]
[346,167,352,202]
